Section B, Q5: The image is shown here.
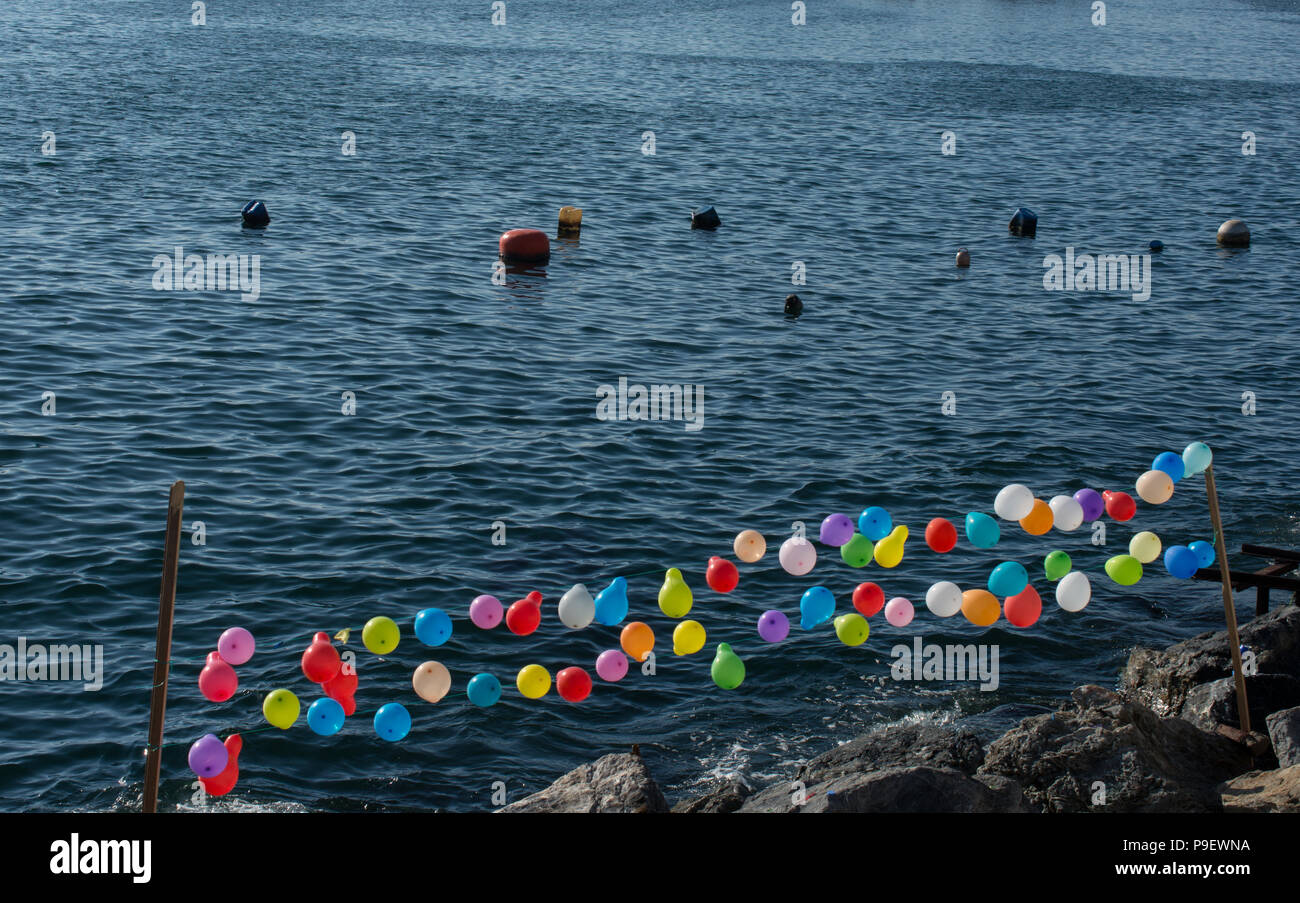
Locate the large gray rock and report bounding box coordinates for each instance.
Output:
[740,766,1034,813]
[978,685,1254,812]
[672,777,754,814]
[496,753,668,813]
[1266,707,1300,768]
[1181,673,1300,733]
[1220,765,1300,813]
[794,721,986,782]
[1122,604,1300,717]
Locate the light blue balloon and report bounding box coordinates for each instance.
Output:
[1152,451,1185,484]
[414,608,453,646]
[467,672,502,707]
[988,561,1029,597]
[965,512,1000,549]
[374,702,411,741]
[1182,441,1212,477]
[799,585,835,630]
[1189,540,1215,569]
[1165,545,1199,579]
[857,506,893,542]
[593,577,630,626]
[308,697,346,736]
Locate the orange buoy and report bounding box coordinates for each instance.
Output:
[499,228,550,263]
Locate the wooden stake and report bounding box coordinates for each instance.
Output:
[1203,464,1251,734]
[143,480,185,813]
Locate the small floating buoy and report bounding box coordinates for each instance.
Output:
[691,206,720,230]
[499,228,550,263]
[955,247,971,268]
[1008,207,1037,237]
[784,293,802,317]
[1148,240,1164,253]
[558,206,582,236]
[241,200,270,229]
[1217,219,1250,247]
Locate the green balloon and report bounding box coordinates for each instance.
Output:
[711,643,745,690]
[1044,550,1072,581]
[840,533,874,568]
[1105,554,1143,586]
[834,613,870,646]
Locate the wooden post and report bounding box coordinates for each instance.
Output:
[1203,464,1251,734]
[143,480,185,813]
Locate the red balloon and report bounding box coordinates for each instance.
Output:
[1004,585,1042,628]
[925,517,958,553]
[323,666,358,716]
[198,650,238,702]
[1102,490,1137,522]
[301,631,341,684]
[199,734,242,796]
[852,582,885,617]
[506,591,543,636]
[556,666,593,702]
[705,556,739,593]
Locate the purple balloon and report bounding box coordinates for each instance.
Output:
[469,594,503,629]
[1073,488,1105,522]
[757,610,791,643]
[596,649,629,682]
[819,513,855,547]
[217,627,255,666]
[188,733,228,778]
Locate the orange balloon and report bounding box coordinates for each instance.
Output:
[1019,498,1053,536]
[961,589,1001,627]
[620,621,655,662]
[733,530,766,563]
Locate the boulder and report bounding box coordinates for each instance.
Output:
[1220,765,1300,812]
[1181,673,1300,734]
[496,753,668,813]
[978,685,1254,812]
[1267,706,1300,768]
[672,777,754,814]
[740,766,1034,813]
[793,721,986,783]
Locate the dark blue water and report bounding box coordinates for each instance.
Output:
[3,0,1299,811]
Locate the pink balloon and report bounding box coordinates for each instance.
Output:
[217,627,255,666]
[469,594,503,629]
[884,597,914,628]
[778,537,817,576]
[198,651,238,702]
[596,649,629,682]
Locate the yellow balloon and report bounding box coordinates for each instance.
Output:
[873,525,909,568]
[262,688,300,730]
[362,616,400,654]
[672,620,707,655]
[658,567,693,618]
[412,661,451,703]
[733,530,767,563]
[516,664,551,699]
[1129,531,1162,564]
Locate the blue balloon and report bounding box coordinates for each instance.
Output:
[965,512,1000,549]
[1189,540,1215,569]
[857,506,893,542]
[467,672,502,707]
[799,586,835,630]
[988,561,1029,597]
[593,577,630,626]
[1152,451,1185,484]
[1165,545,1199,579]
[307,697,346,737]
[1183,442,1212,477]
[414,608,453,646]
[374,702,412,741]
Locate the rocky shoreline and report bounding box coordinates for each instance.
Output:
[498,604,1300,813]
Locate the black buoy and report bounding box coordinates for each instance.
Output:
[691,206,720,230]
[1148,240,1164,253]
[241,200,270,229]
[1008,207,1037,237]
[784,293,802,317]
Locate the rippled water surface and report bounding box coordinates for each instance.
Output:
[2,0,1299,811]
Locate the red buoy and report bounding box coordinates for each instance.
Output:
[499,229,550,263]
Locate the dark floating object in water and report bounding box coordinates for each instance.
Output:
[784,293,803,317]
[691,206,721,230]
[1008,207,1037,237]
[499,228,551,263]
[241,200,270,229]
[558,206,582,237]
[1217,218,1250,247]
[1148,240,1164,253]
[955,247,971,268]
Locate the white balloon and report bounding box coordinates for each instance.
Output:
[557,583,595,629]
[1049,495,1084,532]
[994,483,1034,521]
[1057,571,1091,612]
[925,581,963,618]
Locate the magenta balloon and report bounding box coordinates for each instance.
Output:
[818,513,855,547]
[188,733,228,778]
[596,649,629,682]
[1073,488,1105,522]
[469,594,504,629]
[217,627,255,666]
[198,650,238,702]
[757,610,790,643]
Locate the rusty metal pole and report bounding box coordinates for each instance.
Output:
[1203,464,1250,734]
[143,480,185,812]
